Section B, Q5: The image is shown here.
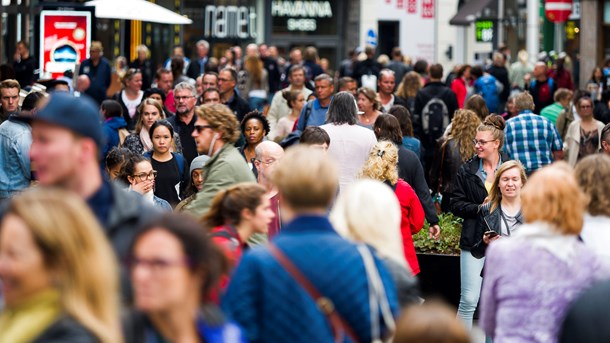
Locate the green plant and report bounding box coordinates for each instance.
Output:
[414,212,462,255]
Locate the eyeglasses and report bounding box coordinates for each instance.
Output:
[473,139,495,146]
[579,105,592,109]
[174,95,194,102]
[126,257,189,272]
[194,124,214,133]
[133,170,158,180]
[256,159,277,166]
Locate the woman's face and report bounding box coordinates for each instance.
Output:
[357,93,373,112]
[127,73,143,92]
[498,167,523,200]
[106,164,122,180]
[128,161,155,189]
[152,125,172,154]
[247,196,275,234]
[474,131,500,160]
[0,214,52,307]
[191,169,204,191]
[463,67,471,79]
[142,105,162,131]
[507,99,517,114]
[244,119,265,145]
[131,229,200,313]
[291,93,306,113]
[578,100,594,119]
[595,69,603,80]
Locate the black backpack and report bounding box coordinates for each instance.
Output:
[421,97,449,139]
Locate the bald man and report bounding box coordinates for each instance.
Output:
[254,141,284,238]
[75,74,91,97]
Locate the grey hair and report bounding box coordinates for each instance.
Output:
[314,73,334,85]
[196,40,210,50]
[136,45,149,54]
[326,91,358,125]
[174,81,196,97]
[379,69,395,80]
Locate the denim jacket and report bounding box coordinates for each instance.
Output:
[0,117,31,198]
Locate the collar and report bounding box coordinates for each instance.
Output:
[518,110,533,115]
[513,222,580,263]
[281,214,337,235]
[314,97,332,110]
[478,154,503,180]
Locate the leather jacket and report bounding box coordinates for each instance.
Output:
[471,202,524,259]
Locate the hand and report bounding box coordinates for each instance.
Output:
[524,73,531,83]
[132,180,154,195]
[483,234,500,245]
[429,224,441,241]
[13,52,20,62]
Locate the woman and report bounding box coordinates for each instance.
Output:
[360,141,425,275]
[105,147,133,181]
[450,114,510,330]
[101,99,128,159]
[330,179,421,307]
[451,64,471,108]
[175,155,210,212]
[112,68,143,131]
[274,89,305,141]
[357,87,382,129]
[122,98,182,155]
[0,188,122,343]
[320,91,378,192]
[395,71,421,115]
[171,57,193,87]
[501,93,520,120]
[471,160,527,259]
[429,109,481,212]
[586,66,604,101]
[202,182,274,268]
[480,163,609,342]
[239,111,270,170]
[574,154,610,264]
[144,120,188,207]
[465,94,490,121]
[565,96,606,166]
[240,55,268,111]
[388,105,421,158]
[121,153,172,211]
[143,87,174,117]
[123,213,246,342]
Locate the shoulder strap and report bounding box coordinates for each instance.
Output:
[303,100,314,127]
[268,243,360,343]
[437,142,447,193]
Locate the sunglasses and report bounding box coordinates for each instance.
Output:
[194,124,213,133]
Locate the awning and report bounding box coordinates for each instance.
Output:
[85,0,193,24]
[449,0,492,26]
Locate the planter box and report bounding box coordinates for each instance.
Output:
[417,253,460,308]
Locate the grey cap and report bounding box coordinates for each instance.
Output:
[189,155,210,174]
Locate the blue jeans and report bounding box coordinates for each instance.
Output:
[457,249,485,330]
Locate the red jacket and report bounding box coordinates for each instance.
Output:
[451,77,468,109]
[395,179,425,275]
[208,225,246,302]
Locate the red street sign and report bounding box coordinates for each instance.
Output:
[545,0,573,23]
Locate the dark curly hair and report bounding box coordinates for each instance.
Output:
[240,110,270,136]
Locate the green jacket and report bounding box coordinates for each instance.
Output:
[184,144,256,217]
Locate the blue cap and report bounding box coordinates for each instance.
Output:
[19,93,104,148]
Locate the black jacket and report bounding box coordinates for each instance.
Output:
[129,58,155,90]
[413,81,459,146]
[470,202,524,258]
[32,316,97,343]
[353,58,382,87]
[429,138,464,194]
[225,92,251,123]
[559,279,610,343]
[450,152,511,250]
[397,145,439,226]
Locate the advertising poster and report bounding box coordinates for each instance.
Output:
[39,10,91,79]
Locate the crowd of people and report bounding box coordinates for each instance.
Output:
[0,39,609,343]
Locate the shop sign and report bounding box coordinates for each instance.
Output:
[271,1,337,35]
[203,5,257,39]
[39,10,91,79]
[475,19,494,43]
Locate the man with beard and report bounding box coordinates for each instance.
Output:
[167,82,198,165]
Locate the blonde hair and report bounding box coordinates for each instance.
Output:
[244,55,264,88]
[195,103,241,144]
[488,160,527,212]
[135,98,166,133]
[272,145,338,210]
[395,71,421,99]
[395,300,469,343]
[360,141,399,185]
[514,92,535,112]
[445,109,480,162]
[574,154,610,217]
[330,179,407,269]
[5,188,121,343]
[521,162,586,235]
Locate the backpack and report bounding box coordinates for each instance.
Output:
[421,97,449,139]
[361,73,377,91]
[279,100,314,149]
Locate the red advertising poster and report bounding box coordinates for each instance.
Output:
[422,0,434,18]
[397,0,404,9]
[407,0,417,13]
[39,10,91,79]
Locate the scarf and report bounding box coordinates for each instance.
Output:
[140,127,153,152]
[0,288,62,343]
[513,221,580,263]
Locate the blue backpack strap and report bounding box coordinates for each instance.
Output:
[171,152,186,176]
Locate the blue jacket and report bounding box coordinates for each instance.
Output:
[102,116,127,158]
[222,215,399,343]
[474,74,500,113]
[0,116,31,198]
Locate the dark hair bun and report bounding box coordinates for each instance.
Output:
[282,89,292,103]
[484,114,506,131]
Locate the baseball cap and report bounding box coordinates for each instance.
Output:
[18,92,104,148]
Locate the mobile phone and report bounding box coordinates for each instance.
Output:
[484,231,499,238]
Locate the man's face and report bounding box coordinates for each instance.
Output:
[1,87,19,113]
[259,45,269,58]
[291,50,302,63]
[197,45,208,59]
[315,80,334,101]
[157,73,173,94]
[203,91,221,105]
[378,74,395,95]
[195,77,203,97]
[533,64,546,78]
[16,43,27,57]
[290,70,305,88]
[340,81,357,96]
[174,89,196,116]
[202,74,218,90]
[30,122,83,186]
[192,118,216,155]
[173,47,184,58]
[255,148,284,184]
[218,70,235,96]
[89,49,101,61]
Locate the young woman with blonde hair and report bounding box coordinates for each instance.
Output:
[0,188,121,343]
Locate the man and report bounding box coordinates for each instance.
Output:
[338,48,359,78]
[353,45,382,88]
[164,45,190,73]
[253,141,284,238]
[386,47,410,87]
[202,72,219,90]
[78,41,111,105]
[222,146,398,342]
[167,82,198,165]
[0,79,20,123]
[302,46,324,87]
[486,52,510,112]
[26,93,155,297]
[185,103,255,216]
[295,74,334,131]
[74,74,91,97]
[281,47,303,88]
[267,65,312,139]
[13,40,37,88]
[505,92,564,174]
[154,68,175,113]
[186,40,209,80]
[413,63,458,173]
[471,65,500,113]
[259,44,281,99]
[48,79,70,93]
[548,55,574,90]
[195,75,204,104]
[337,76,357,97]
[529,61,557,114]
[540,88,573,126]
[299,126,330,151]
[202,87,221,105]
[218,67,250,122]
[378,69,408,112]
[128,44,154,89]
